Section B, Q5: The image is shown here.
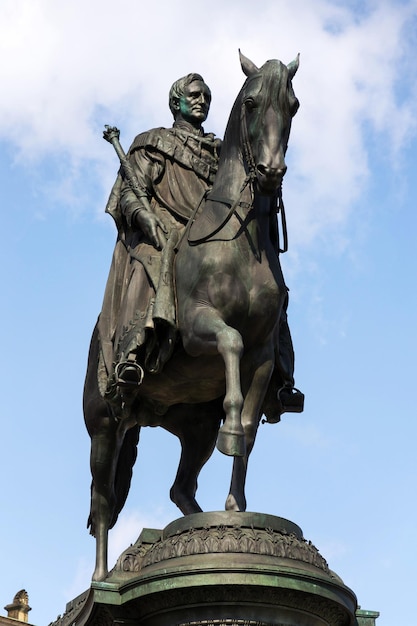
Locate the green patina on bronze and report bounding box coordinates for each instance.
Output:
[79,52,379,626]
[53,513,368,626]
[84,52,304,583]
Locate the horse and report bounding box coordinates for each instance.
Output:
[84,51,300,581]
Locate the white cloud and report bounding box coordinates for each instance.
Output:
[282,1,417,248]
[64,557,92,608]
[0,0,415,246]
[108,507,172,569]
[64,508,172,600]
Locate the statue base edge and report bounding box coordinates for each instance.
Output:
[52,512,379,626]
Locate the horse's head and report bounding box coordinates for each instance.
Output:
[239,51,299,195]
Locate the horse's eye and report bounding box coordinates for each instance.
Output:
[245,98,256,111]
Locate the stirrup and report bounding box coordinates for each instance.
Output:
[115,361,145,388]
[277,386,304,414]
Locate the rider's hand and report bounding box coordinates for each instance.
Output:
[133,209,168,249]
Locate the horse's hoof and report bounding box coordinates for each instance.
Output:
[92,567,108,582]
[225,493,246,512]
[216,429,245,457]
[170,486,203,515]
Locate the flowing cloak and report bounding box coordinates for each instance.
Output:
[97,125,221,394]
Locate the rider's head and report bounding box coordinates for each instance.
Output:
[169,73,211,129]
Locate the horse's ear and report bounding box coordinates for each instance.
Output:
[287,53,300,80]
[239,49,260,77]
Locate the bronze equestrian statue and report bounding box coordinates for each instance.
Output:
[84,51,303,581]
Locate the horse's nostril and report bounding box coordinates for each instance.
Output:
[257,164,287,178]
[257,164,269,176]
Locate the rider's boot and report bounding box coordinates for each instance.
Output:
[262,383,305,424]
[277,384,304,414]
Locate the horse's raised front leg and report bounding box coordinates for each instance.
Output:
[216,326,246,456]
[181,308,245,457]
[226,350,274,511]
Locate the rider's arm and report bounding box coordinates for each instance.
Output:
[120,147,167,248]
[119,148,154,226]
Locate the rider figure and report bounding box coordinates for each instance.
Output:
[98,73,303,418]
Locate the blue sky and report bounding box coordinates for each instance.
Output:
[1,1,416,625]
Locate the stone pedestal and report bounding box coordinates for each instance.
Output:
[62,513,362,626]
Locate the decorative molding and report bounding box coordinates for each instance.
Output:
[114,585,351,626]
[114,524,330,575]
[12,591,29,606]
[47,591,89,626]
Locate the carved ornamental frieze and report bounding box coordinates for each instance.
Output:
[114,523,330,575]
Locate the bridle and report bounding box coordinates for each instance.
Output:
[186,94,288,253]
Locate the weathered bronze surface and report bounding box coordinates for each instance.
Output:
[54,513,362,626]
[84,52,305,581]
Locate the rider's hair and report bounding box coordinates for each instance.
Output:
[169,73,210,118]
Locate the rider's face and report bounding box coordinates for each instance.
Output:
[178,80,211,127]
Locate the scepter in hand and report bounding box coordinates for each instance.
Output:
[103,125,147,204]
[103,125,167,249]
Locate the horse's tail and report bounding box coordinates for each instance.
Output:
[85,320,140,534]
[109,424,140,530]
[86,424,139,535]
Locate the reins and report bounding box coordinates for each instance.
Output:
[184,96,288,253]
[185,174,254,247]
[277,186,288,254]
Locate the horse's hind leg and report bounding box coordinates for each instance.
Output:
[84,324,138,581]
[87,409,138,581]
[87,411,118,581]
[163,401,222,515]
